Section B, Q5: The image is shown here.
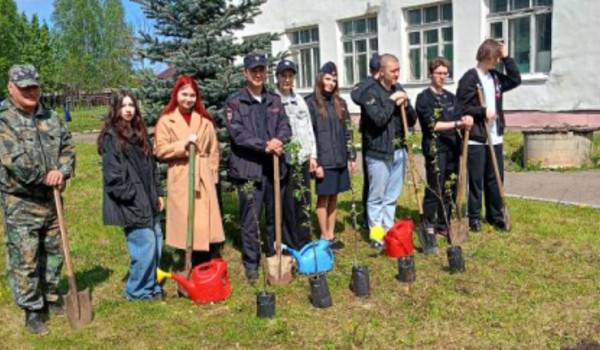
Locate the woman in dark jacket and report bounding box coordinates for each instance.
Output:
[98,91,164,300]
[456,39,521,232]
[305,62,356,250]
[416,57,473,254]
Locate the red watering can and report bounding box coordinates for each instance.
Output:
[384,219,415,258]
[157,258,232,304]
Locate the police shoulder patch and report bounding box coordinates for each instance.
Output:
[225,107,233,122]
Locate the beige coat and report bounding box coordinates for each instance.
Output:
[154,110,225,251]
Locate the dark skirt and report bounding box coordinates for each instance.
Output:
[315,167,350,196]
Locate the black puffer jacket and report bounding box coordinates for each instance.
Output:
[305,93,356,169]
[101,128,162,228]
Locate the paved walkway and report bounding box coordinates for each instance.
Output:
[358,151,600,209]
[75,132,600,208]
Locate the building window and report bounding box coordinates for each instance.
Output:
[340,16,378,86]
[406,2,453,81]
[488,0,552,73]
[288,27,320,89]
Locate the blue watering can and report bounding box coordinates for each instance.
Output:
[282,239,335,275]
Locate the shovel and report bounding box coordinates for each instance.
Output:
[53,187,92,329]
[449,128,470,244]
[178,143,197,297]
[266,154,294,286]
[477,85,512,231]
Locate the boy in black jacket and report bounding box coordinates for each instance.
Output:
[456,39,521,232]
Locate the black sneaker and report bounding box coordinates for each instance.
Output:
[245,267,258,285]
[469,219,482,233]
[493,221,507,232]
[329,239,345,250]
[25,310,48,335]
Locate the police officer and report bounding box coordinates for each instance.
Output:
[360,54,417,248]
[224,53,291,284]
[350,53,381,229]
[0,65,76,334]
[415,57,473,254]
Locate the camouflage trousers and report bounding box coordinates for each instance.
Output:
[2,194,63,311]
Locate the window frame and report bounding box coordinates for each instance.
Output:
[288,26,321,89]
[405,2,454,82]
[487,0,553,74]
[340,16,379,87]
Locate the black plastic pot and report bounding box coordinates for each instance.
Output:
[447,246,465,274]
[396,255,416,283]
[309,274,332,308]
[256,291,276,318]
[350,265,370,297]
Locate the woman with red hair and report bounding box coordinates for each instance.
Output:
[155,75,225,265]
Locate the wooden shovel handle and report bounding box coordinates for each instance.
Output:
[185,143,196,278]
[53,187,78,294]
[455,129,470,218]
[273,154,284,279]
[476,85,507,200]
[400,104,423,215]
[273,155,282,259]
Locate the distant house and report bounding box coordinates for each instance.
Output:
[236,0,600,128]
[157,67,177,80]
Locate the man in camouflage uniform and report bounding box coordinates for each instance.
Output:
[0,65,75,334]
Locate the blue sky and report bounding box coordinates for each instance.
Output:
[15,0,164,71]
[15,0,147,29]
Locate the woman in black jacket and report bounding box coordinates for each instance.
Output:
[416,57,473,254]
[305,62,356,250]
[98,91,165,300]
[456,39,521,232]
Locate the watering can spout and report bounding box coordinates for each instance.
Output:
[282,244,301,261]
[169,272,196,295]
[156,268,172,284]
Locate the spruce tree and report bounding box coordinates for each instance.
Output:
[132,0,279,126]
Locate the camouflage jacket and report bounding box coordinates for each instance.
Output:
[0,98,75,199]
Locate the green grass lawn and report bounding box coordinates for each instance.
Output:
[1,144,599,349]
[55,106,106,133]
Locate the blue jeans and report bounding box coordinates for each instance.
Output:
[124,218,163,300]
[366,149,407,232]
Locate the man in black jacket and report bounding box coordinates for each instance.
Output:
[360,54,417,247]
[456,39,521,232]
[224,53,292,283]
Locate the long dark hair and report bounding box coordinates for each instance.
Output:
[161,75,212,122]
[314,73,344,120]
[97,91,151,155]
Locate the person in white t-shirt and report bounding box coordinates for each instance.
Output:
[456,39,521,232]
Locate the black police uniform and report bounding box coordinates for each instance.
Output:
[305,93,356,196]
[416,87,461,230]
[225,75,291,272]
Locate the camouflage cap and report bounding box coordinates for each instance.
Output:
[8,64,41,88]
